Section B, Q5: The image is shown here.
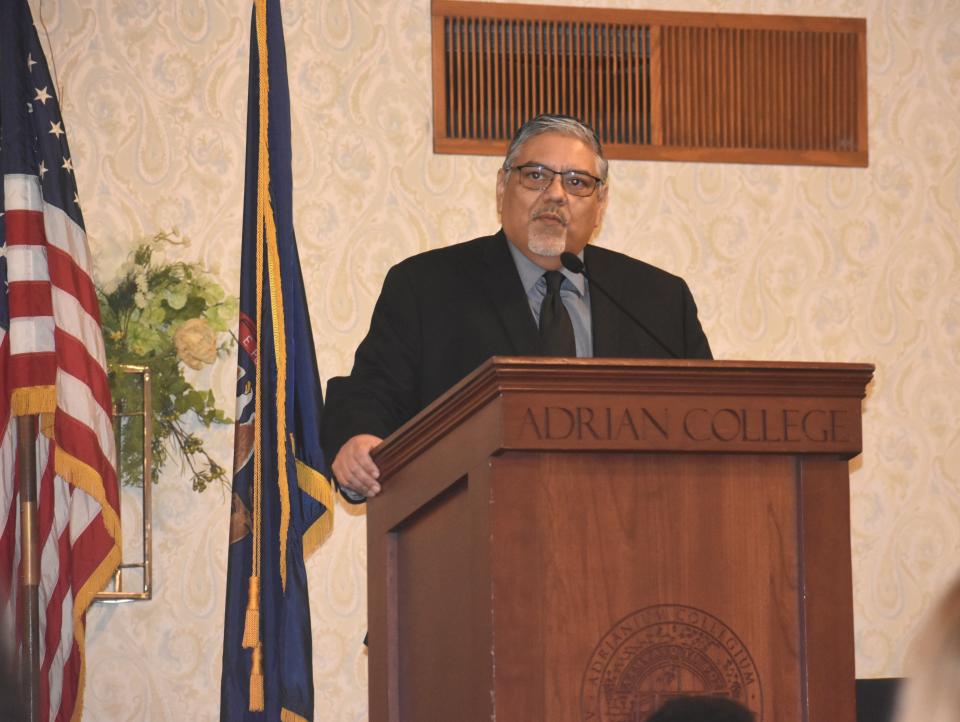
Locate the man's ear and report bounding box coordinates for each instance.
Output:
[593,183,609,229]
[496,168,506,215]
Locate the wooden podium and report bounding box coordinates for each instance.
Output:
[366,358,873,722]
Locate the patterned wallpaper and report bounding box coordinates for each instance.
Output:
[26,0,960,718]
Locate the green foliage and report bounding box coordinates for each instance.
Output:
[98,231,238,492]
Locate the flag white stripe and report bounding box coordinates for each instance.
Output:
[11,506,20,622]
[51,286,107,371]
[34,436,54,656]
[5,246,51,283]
[37,472,70,722]
[3,173,43,212]
[0,416,17,641]
[9,316,56,355]
[0,416,16,523]
[0,599,14,652]
[67,474,101,544]
[43,199,91,274]
[57,370,117,463]
[38,475,70,632]
[0,509,19,642]
[47,589,72,721]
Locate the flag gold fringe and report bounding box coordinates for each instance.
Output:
[57,438,124,720]
[69,541,122,722]
[53,441,123,544]
[33,411,123,544]
[302,513,333,560]
[241,575,261,648]
[10,385,56,416]
[260,93,290,597]
[265,205,291,592]
[39,411,55,438]
[281,708,309,722]
[296,459,335,558]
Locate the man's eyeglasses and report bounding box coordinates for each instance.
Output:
[507,163,604,197]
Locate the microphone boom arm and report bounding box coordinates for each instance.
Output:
[560,252,679,359]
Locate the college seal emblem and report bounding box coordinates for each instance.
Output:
[580,604,763,721]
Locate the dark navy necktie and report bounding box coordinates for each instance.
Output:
[539,270,576,357]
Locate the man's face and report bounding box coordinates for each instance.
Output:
[496,131,608,269]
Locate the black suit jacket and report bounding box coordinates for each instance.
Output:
[321,230,711,461]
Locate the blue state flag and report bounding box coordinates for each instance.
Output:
[220,1,333,720]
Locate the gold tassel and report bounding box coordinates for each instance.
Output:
[242,576,261,648]
[248,645,265,712]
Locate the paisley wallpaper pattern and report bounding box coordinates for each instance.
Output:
[24,0,960,718]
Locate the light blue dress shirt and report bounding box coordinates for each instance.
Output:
[506,241,593,358]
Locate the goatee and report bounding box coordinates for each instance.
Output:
[528,228,567,257]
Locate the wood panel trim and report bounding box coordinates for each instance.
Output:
[434,0,863,31]
[796,456,858,722]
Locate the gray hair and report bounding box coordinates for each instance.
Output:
[502,114,609,181]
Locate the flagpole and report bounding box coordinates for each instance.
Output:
[16,414,40,722]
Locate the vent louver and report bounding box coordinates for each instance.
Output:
[432,1,867,166]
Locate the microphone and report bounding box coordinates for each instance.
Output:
[560,252,679,359]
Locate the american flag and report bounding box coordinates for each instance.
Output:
[1,1,121,721]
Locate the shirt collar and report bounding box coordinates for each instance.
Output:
[505,238,587,297]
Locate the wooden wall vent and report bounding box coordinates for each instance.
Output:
[431,1,867,167]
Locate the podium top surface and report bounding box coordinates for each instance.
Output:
[431,356,874,393]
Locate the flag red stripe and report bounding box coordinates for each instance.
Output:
[54,413,119,495]
[0,320,14,610]
[0,335,11,420]
[47,245,102,324]
[55,643,81,722]
[8,281,53,317]
[69,518,115,582]
[3,208,45,245]
[7,354,57,391]
[0,499,16,610]
[54,330,112,417]
[35,449,56,553]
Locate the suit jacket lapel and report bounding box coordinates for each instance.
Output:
[476,230,540,356]
[585,244,622,357]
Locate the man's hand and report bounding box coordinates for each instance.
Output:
[332,434,384,498]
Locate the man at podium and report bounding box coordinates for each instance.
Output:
[322,113,712,499]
